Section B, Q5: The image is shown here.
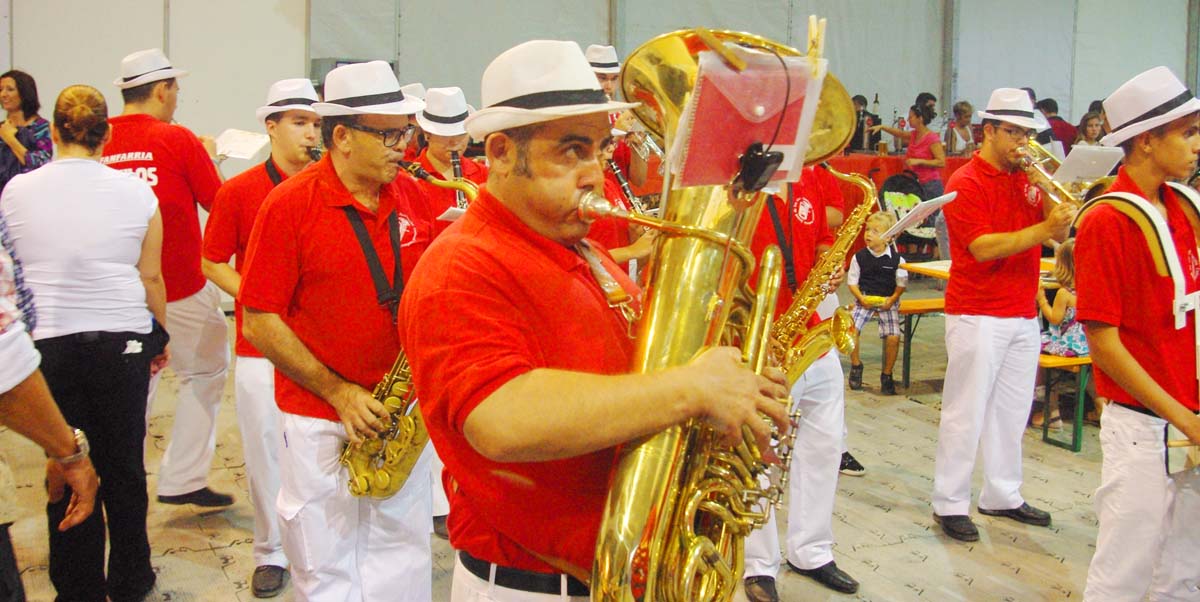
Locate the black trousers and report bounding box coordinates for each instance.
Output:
[36,328,163,602]
[0,524,25,602]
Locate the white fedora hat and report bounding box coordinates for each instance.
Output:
[976,88,1047,132]
[585,44,620,74]
[313,60,424,117]
[114,48,188,90]
[254,78,319,123]
[416,87,475,137]
[1101,66,1200,147]
[465,40,636,140]
[400,82,426,101]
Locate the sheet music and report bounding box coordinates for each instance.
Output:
[437,207,465,222]
[881,192,957,240]
[215,129,270,160]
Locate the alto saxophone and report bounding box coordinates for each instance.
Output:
[399,159,478,202]
[769,166,876,385]
[338,350,429,498]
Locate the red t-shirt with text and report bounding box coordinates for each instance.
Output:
[103,114,221,301]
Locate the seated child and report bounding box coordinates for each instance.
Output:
[1033,238,1106,428]
[847,211,907,395]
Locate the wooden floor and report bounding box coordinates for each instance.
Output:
[3,278,1103,601]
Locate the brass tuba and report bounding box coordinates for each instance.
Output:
[590,28,853,602]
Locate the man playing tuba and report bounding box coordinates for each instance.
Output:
[400,39,789,601]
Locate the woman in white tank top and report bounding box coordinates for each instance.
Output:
[0,84,166,601]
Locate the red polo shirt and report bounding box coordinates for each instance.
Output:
[415,148,488,237]
[103,114,222,302]
[202,159,290,357]
[750,167,835,320]
[239,156,433,421]
[400,189,638,577]
[1075,167,1200,412]
[943,152,1045,318]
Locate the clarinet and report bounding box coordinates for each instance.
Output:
[450,151,468,210]
[606,159,646,214]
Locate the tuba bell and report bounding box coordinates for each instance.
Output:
[589,27,854,602]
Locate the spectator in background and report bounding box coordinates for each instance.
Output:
[0,70,51,193]
[1036,98,1077,147]
[1075,111,1103,147]
[945,100,976,156]
[916,92,943,133]
[849,94,882,152]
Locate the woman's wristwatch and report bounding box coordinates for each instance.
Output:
[50,428,90,465]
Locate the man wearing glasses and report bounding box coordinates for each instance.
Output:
[931,88,1076,542]
[238,61,435,601]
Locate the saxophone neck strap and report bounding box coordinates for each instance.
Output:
[265,157,284,187]
[766,189,798,292]
[340,206,404,324]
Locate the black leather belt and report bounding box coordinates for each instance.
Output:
[459,550,589,596]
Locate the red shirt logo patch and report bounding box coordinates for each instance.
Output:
[1024,182,1041,207]
[396,214,418,247]
[1189,249,1200,282]
[794,198,815,225]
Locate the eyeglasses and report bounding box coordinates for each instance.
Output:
[344,122,415,147]
[997,125,1034,141]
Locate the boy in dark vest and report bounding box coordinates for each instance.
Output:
[847,211,908,395]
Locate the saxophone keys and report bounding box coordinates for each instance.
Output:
[383,394,404,412]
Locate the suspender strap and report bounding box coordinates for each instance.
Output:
[340,206,404,323]
[766,191,798,293]
[264,158,284,186]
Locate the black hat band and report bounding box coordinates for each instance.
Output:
[492,89,608,110]
[1112,90,1195,132]
[328,90,406,108]
[589,61,619,69]
[269,97,316,107]
[422,110,469,124]
[123,66,173,82]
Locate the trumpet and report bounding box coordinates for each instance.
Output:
[398,159,478,202]
[1017,140,1113,204]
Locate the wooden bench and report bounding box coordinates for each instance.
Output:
[1038,354,1093,452]
[898,297,945,388]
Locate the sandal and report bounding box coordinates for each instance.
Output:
[1030,410,1062,429]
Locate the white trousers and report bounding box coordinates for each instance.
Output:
[745,351,844,575]
[277,412,432,602]
[932,315,1038,516]
[235,356,286,567]
[430,442,449,516]
[149,282,231,496]
[1084,404,1200,601]
[450,555,587,602]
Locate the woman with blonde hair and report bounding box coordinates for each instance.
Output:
[1,84,167,601]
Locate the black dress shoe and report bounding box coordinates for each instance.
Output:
[786,560,859,594]
[839,451,866,477]
[157,487,234,507]
[432,515,449,540]
[979,502,1052,527]
[743,575,780,602]
[933,513,980,541]
[251,565,288,598]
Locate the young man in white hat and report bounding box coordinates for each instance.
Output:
[400,82,427,162]
[400,40,790,601]
[413,86,487,238]
[102,48,235,508]
[1076,66,1200,601]
[238,61,435,602]
[932,88,1076,542]
[200,77,321,598]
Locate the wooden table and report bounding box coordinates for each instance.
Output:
[900,258,1056,281]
